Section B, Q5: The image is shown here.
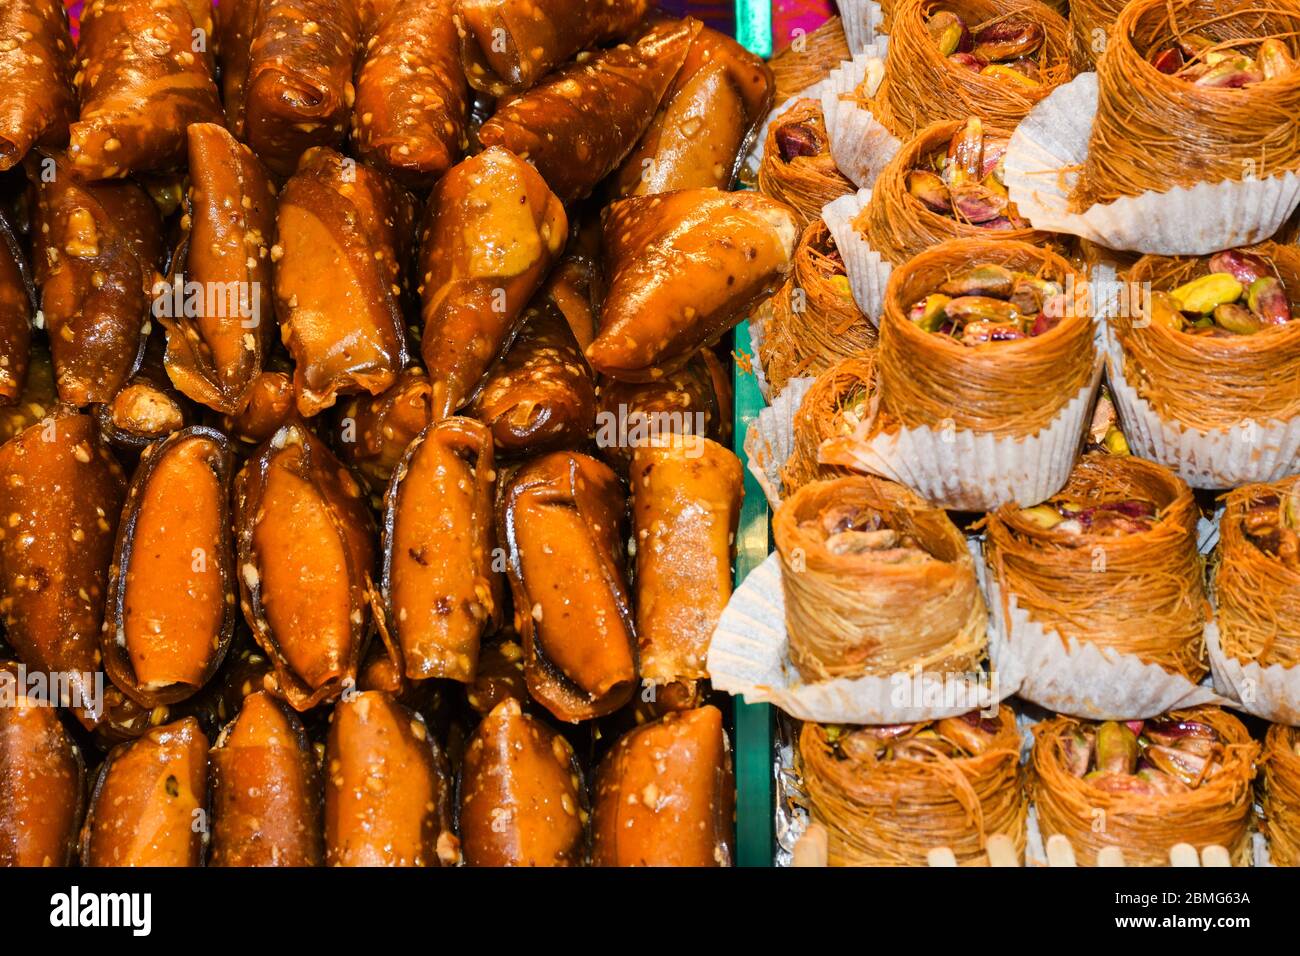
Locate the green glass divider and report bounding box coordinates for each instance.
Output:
[734,0,774,58]
[731,7,774,868]
[731,321,774,867]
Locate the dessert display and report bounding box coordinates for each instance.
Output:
[1,0,1298,878]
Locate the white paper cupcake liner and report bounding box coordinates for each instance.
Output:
[839,0,887,53]
[707,551,1014,724]
[985,570,1226,720]
[819,49,899,190]
[1004,72,1300,255]
[743,376,815,509]
[1206,619,1300,726]
[821,187,892,324]
[823,360,1102,511]
[1103,321,1300,488]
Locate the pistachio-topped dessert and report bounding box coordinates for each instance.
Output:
[800,502,936,563]
[905,117,1028,227]
[907,261,1067,345]
[1241,491,1300,568]
[1142,248,1297,336]
[1017,495,1159,536]
[1147,33,1296,86]
[821,712,1002,762]
[926,8,1046,86]
[1060,718,1228,795]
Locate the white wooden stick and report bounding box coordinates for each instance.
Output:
[1096,846,1126,867]
[927,846,959,867]
[792,823,828,867]
[1200,845,1231,868]
[1046,834,1077,867]
[1169,843,1200,867]
[986,834,1019,867]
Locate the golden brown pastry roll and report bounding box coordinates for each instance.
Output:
[92,334,192,453]
[0,411,127,730]
[0,0,76,171]
[630,435,742,686]
[215,0,259,137]
[30,152,163,406]
[160,123,278,415]
[417,146,567,418]
[594,347,732,474]
[544,251,601,354]
[325,690,458,866]
[209,691,324,866]
[592,705,734,866]
[352,0,469,185]
[477,18,699,203]
[67,0,223,179]
[222,368,296,446]
[243,0,362,177]
[614,24,774,197]
[82,717,209,867]
[382,416,501,683]
[0,338,55,445]
[588,187,798,381]
[464,634,527,716]
[103,427,237,707]
[454,0,653,96]
[498,451,637,723]
[459,698,587,866]
[0,660,86,866]
[275,146,416,417]
[332,365,432,495]
[0,217,31,405]
[466,297,596,456]
[234,422,380,710]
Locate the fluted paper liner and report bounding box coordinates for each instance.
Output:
[985,569,1225,720]
[1004,73,1300,255]
[821,187,892,324]
[1206,619,1300,726]
[707,551,1013,724]
[821,360,1102,511]
[839,0,887,54]
[743,376,814,509]
[1103,321,1300,488]
[819,47,899,190]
